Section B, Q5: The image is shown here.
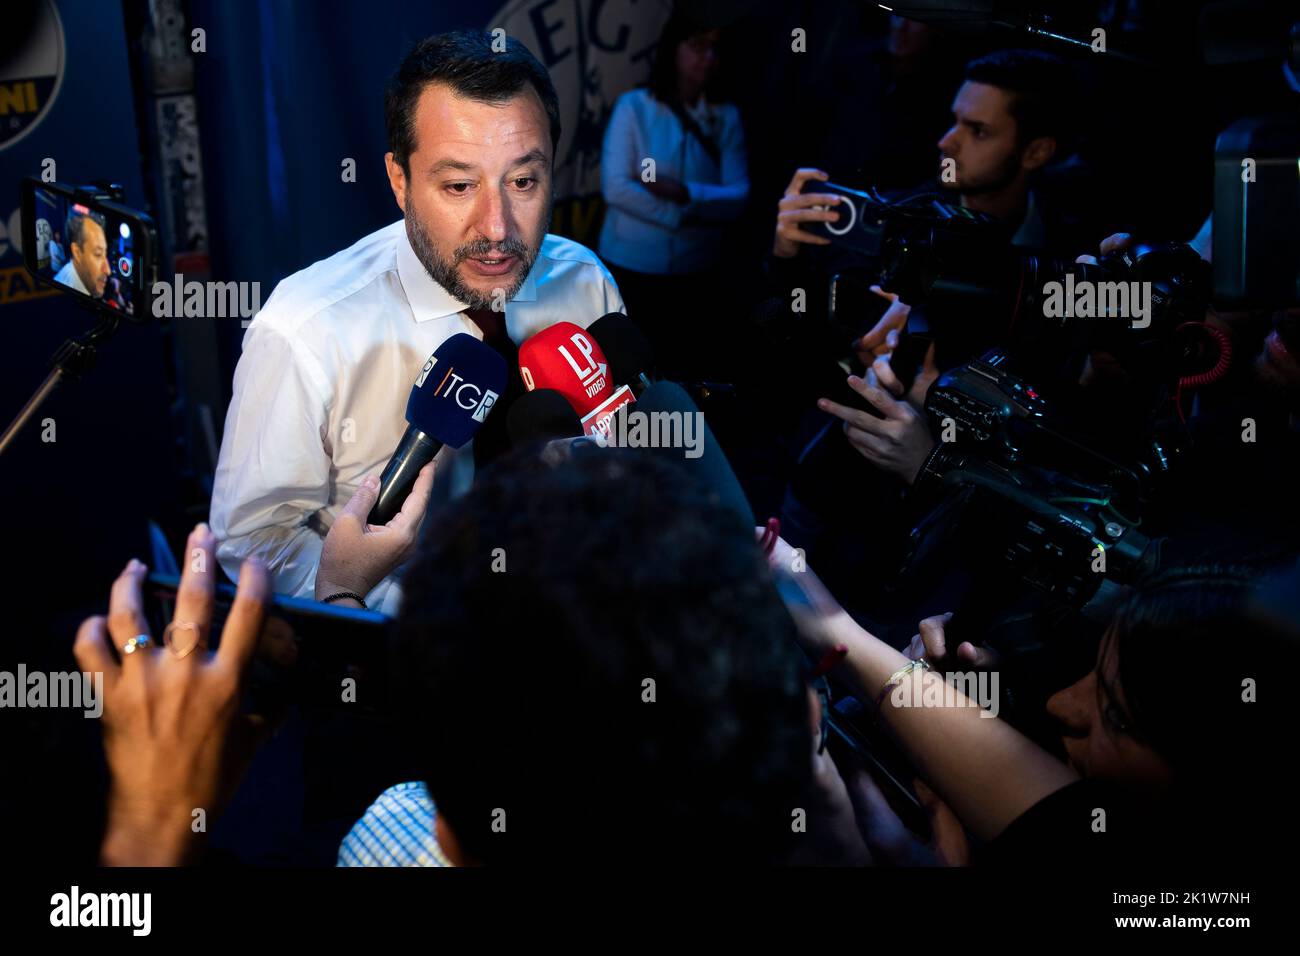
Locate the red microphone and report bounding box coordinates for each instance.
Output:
[518,322,634,438]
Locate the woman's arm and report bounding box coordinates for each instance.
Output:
[600,94,687,230]
[683,105,750,222]
[768,539,1078,843]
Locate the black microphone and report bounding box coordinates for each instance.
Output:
[507,388,583,447]
[588,312,656,395]
[620,380,756,529]
[369,333,507,525]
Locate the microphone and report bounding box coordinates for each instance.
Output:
[518,321,635,438]
[615,380,755,529]
[588,312,656,395]
[369,332,507,525]
[507,388,583,447]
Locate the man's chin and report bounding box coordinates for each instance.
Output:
[457,264,524,304]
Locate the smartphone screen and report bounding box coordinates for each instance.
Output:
[21,178,156,318]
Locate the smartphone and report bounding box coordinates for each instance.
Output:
[828,272,890,344]
[20,177,159,320]
[797,179,890,259]
[144,572,395,713]
[826,273,933,405]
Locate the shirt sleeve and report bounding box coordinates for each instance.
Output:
[209,320,333,598]
[684,105,750,223]
[600,94,687,231]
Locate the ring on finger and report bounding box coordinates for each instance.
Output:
[121,634,152,656]
[163,621,206,660]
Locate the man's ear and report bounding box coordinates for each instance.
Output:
[385,152,408,213]
[1020,135,1057,172]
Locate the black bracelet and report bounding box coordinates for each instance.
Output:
[320,591,367,609]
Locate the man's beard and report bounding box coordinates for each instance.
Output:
[940,150,1021,197]
[405,195,549,311]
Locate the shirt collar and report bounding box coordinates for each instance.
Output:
[396,219,540,323]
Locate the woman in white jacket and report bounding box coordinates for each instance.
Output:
[598,11,749,378]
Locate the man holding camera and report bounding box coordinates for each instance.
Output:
[760,49,1091,637]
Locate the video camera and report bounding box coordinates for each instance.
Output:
[901,348,1164,616]
[802,180,1217,383]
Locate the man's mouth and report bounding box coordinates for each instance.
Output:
[463,254,518,277]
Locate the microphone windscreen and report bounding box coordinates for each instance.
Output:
[588,312,655,388]
[407,332,509,449]
[518,322,613,416]
[507,388,583,446]
[630,381,755,529]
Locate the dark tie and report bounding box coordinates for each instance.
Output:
[462,307,522,470]
[463,307,507,347]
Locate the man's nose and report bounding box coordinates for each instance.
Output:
[1046,672,1095,736]
[937,127,958,155]
[473,187,510,245]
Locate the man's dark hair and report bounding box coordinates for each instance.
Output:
[65,210,103,250]
[385,30,562,174]
[964,48,1074,149]
[393,446,812,865]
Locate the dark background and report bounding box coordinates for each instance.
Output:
[0,0,1283,864]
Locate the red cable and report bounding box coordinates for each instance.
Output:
[1178,323,1232,389]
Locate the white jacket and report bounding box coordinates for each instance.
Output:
[598,88,748,275]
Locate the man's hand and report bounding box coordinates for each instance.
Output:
[818,375,936,484]
[854,286,911,364]
[773,167,842,258]
[1074,231,1132,266]
[869,337,939,412]
[315,462,435,600]
[76,524,271,866]
[642,175,690,205]
[904,612,1000,672]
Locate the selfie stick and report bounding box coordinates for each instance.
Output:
[0,308,122,458]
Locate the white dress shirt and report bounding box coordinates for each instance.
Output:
[209,220,624,615]
[53,260,89,295]
[598,88,748,275]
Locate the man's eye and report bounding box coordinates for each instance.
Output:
[445,183,472,195]
[513,177,536,190]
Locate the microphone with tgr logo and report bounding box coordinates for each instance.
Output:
[518,321,634,438]
[368,332,507,525]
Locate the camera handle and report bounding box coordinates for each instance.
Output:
[0,308,122,458]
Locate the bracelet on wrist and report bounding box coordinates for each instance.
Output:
[320,590,367,609]
[873,658,931,715]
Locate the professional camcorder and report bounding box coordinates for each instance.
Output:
[901,349,1164,617]
[801,180,1216,379]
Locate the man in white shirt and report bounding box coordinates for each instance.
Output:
[210,31,623,615]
